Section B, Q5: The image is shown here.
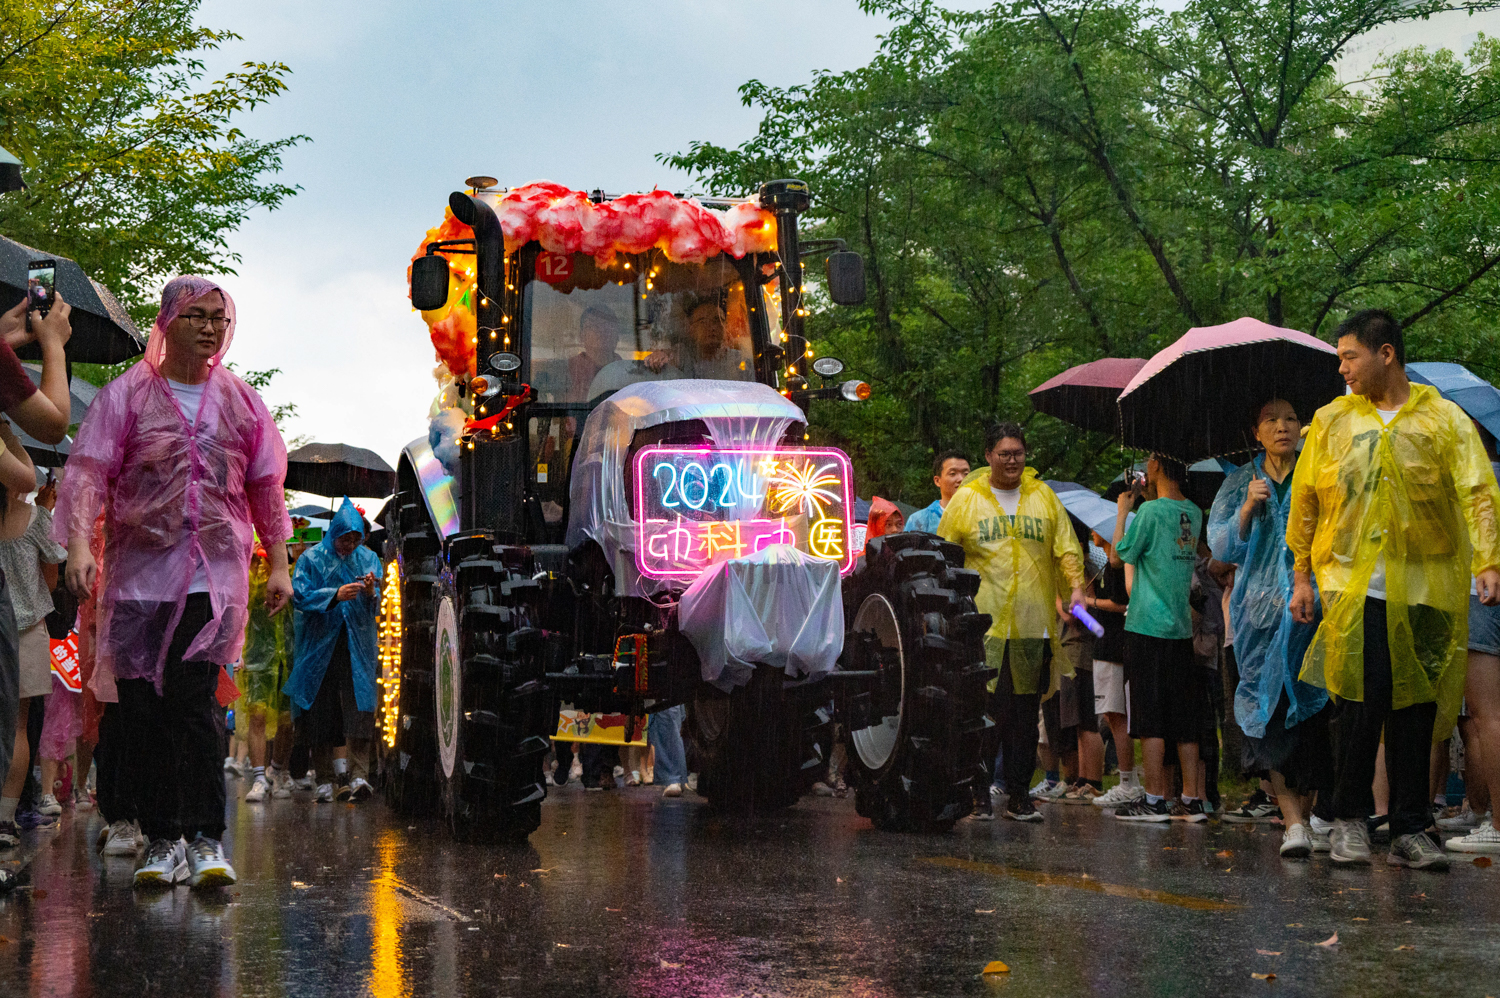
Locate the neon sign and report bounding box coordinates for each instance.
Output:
[632,445,856,581]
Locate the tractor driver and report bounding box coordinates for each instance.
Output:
[643,296,751,382]
[569,306,625,400]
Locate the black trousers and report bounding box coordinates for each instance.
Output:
[116,594,226,842]
[978,649,1043,800]
[1329,598,1438,837]
[93,702,131,825]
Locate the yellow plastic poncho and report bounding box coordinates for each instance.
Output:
[1287,383,1500,737]
[938,468,1085,695]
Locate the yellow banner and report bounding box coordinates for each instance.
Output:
[553,709,647,746]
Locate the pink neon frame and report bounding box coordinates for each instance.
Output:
[632,445,857,582]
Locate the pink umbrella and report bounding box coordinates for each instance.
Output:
[1029,357,1147,434]
[1117,317,1342,463]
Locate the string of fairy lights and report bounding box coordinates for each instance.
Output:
[376,559,402,749]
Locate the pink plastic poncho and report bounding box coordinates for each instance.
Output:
[52,276,292,698]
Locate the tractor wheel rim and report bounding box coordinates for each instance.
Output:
[850,593,903,772]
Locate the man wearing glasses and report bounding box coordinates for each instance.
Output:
[55,276,292,890]
[940,421,1086,821]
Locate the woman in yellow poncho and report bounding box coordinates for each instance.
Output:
[939,421,1085,821]
[1288,310,1500,871]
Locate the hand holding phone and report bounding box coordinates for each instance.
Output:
[27,259,55,317]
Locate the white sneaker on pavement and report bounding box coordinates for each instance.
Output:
[350,777,373,801]
[272,773,294,799]
[223,757,244,777]
[1092,783,1144,808]
[1280,822,1313,858]
[34,793,63,817]
[662,783,683,798]
[244,777,270,802]
[185,834,237,888]
[1030,778,1066,801]
[134,837,188,888]
[314,783,334,803]
[1445,822,1500,853]
[71,787,93,811]
[293,771,316,792]
[101,819,146,857]
[1435,804,1484,831]
[1308,814,1333,853]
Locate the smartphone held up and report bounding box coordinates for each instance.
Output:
[27,259,55,316]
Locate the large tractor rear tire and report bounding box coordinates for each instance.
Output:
[432,532,553,843]
[843,533,992,833]
[686,665,832,814]
[383,503,441,816]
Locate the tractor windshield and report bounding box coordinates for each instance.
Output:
[524,250,770,405]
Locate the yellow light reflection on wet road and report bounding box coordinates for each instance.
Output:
[370,828,406,998]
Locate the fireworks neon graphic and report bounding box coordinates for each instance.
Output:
[768,459,843,520]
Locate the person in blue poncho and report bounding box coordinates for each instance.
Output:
[282,498,381,803]
[1208,399,1333,858]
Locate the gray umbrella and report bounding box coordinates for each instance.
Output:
[285,443,396,499]
[22,363,98,423]
[0,235,146,364]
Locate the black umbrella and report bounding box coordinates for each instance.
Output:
[21,363,98,424]
[1029,358,1147,434]
[0,235,146,364]
[1117,318,1343,463]
[288,503,335,520]
[285,443,396,499]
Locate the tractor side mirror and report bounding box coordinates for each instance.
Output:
[410,254,450,312]
[826,251,866,306]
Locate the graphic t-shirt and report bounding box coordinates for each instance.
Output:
[1114,497,1202,639]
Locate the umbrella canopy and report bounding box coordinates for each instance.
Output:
[14,427,70,469]
[288,504,335,520]
[21,363,98,424]
[1408,362,1500,442]
[285,443,396,499]
[1118,317,1342,464]
[1048,480,1136,539]
[1030,358,1147,434]
[0,236,145,364]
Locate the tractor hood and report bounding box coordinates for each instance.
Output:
[566,379,806,598]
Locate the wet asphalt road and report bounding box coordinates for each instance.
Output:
[0,779,1496,998]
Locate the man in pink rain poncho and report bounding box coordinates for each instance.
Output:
[56,276,292,890]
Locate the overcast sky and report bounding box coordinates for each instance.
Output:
[190,0,903,501]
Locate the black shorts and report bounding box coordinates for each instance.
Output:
[1124,632,1204,743]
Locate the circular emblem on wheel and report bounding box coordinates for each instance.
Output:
[435,596,460,778]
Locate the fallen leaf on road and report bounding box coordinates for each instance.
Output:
[0,936,9,945]
[291,881,309,889]
[1474,856,1493,868]
[1162,846,1176,850]
[976,909,996,914]
[1410,892,1427,899]
[981,961,1010,975]
[605,907,621,912]
[836,877,844,883]
[530,868,554,874]
[1223,867,1232,872]
[494,874,506,879]
[1216,850,1233,858]
[555,943,570,948]
[660,960,682,969]
[1251,973,1276,981]
[1316,932,1339,947]
[1256,950,1282,956]
[1393,945,1414,951]
[1352,917,1368,921]
[1286,923,1302,928]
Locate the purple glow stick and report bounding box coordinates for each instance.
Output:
[1071,603,1105,638]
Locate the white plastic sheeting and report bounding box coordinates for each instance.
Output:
[565,379,805,598]
[679,545,845,692]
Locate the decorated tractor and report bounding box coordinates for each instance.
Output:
[382,177,992,841]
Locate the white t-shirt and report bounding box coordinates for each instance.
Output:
[167,377,210,594]
[1365,407,1403,599]
[990,486,1021,516]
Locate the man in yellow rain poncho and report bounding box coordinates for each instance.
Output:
[1289,309,1500,872]
[940,421,1085,823]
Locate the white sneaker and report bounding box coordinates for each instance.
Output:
[569,759,583,781]
[1308,815,1333,853]
[272,774,293,799]
[223,757,244,777]
[350,777,373,801]
[293,771,316,792]
[1435,804,1484,831]
[1092,783,1145,808]
[1030,778,1067,801]
[1446,821,1500,853]
[315,783,334,803]
[612,765,625,778]
[134,837,188,888]
[185,834,236,888]
[244,776,270,802]
[35,793,63,817]
[1280,822,1313,858]
[662,783,684,798]
[101,819,145,857]
[71,787,93,811]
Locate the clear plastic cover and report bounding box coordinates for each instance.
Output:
[565,379,805,598]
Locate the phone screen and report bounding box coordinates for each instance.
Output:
[27,259,55,315]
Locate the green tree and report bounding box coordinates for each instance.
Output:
[0,0,304,327]
[669,0,1500,500]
